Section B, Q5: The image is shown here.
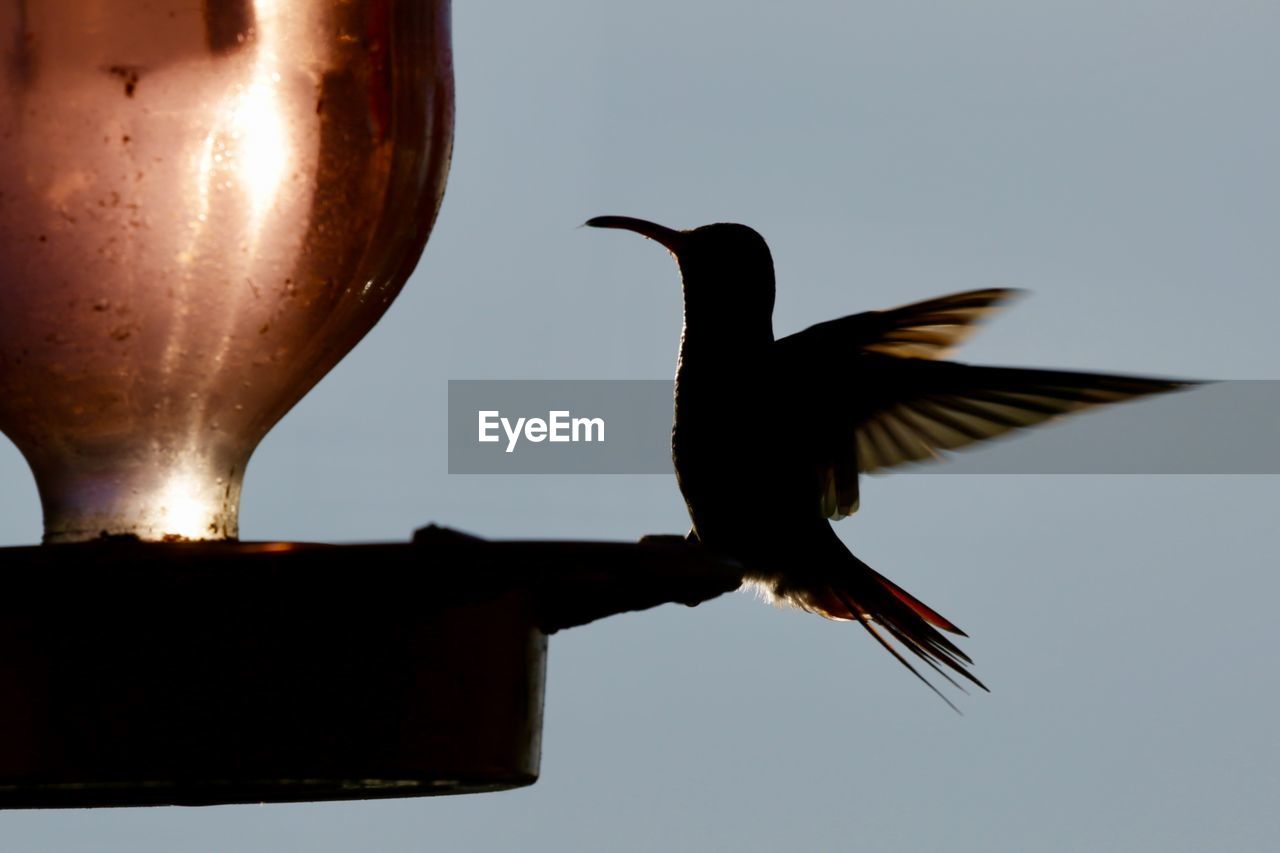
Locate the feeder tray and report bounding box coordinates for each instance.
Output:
[0,526,741,808]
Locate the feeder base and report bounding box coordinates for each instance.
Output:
[0,528,741,808]
[0,538,545,808]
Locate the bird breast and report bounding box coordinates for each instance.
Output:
[672,331,778,538]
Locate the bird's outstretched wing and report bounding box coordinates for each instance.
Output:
[840,359,1194,474]
[774,294,1197,518]
[784,287,1022,361]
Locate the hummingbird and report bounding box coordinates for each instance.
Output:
[587,215,1194,706]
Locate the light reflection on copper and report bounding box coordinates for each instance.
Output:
[156,471,216,541]
[0,1,455,543]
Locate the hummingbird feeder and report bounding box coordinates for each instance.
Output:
[0,0,740,808]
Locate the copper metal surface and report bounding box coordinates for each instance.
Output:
[0,1,454,542]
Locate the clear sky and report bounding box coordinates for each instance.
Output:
[3,1,1278,850]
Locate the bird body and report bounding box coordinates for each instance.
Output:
[588,215,1192,703]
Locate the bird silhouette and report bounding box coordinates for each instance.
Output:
[587,215,1196,707]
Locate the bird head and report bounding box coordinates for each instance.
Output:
[586,216,776,326]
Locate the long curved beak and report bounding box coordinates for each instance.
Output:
[585,216,685,253]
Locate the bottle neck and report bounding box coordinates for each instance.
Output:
[29,444,246,544]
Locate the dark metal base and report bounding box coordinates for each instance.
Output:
[0,527,741,808]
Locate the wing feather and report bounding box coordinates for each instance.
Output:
[774,291,1199,517]
[792,287,1022,362]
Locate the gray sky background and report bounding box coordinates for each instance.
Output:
[3,1,1278,850]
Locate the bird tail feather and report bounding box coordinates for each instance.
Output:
[868,566,966,636]
[786,550,988,708]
